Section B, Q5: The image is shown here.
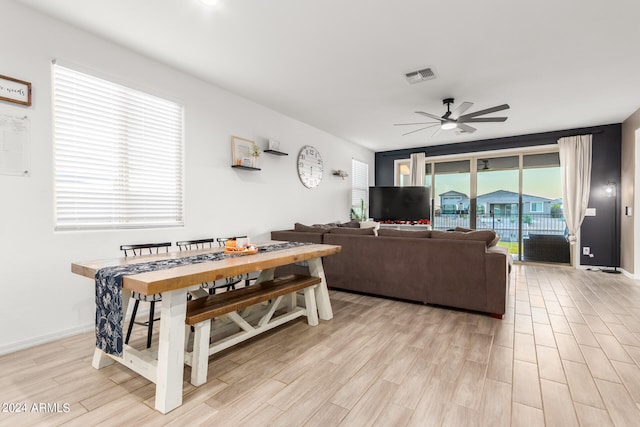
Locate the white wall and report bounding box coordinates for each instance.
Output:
[0,1,374,354]
[634,128,640,277]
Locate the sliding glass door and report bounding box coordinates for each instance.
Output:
[521,153,568,263]
[433,160,470,230]
[476,156,520,257]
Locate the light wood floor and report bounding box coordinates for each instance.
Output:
[2,264,640,426]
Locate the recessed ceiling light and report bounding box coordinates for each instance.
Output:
[441,122,457,130]
[200,0,219,6]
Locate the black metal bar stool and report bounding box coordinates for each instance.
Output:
[120,242,171,348]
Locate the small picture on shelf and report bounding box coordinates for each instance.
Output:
[268,139,280,151]
[231,136,256,166]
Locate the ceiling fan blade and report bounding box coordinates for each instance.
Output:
[393,122,439,126]
[432,126,441,137]
[458,104,510,120]
[461,117,508,123]
[415,111,445,122]
[402,124,439,136]
[450,102,474,120]
[457,123,477,133]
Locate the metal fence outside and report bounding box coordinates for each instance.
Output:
[433,213,567,242]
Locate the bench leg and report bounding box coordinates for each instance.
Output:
[191,319,211,387]
[184,325,191,350]
[304,287,319,326]
[286,292,297,311]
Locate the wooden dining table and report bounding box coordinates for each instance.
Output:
[71,241,341,414]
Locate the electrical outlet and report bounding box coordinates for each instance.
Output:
[583,247,590,255]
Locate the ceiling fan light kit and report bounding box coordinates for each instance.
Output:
[395,98,510,136]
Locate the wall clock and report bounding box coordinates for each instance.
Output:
[297,145,323,188]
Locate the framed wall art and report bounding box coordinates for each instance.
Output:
[231,136,257,168]
[0,75,32,106]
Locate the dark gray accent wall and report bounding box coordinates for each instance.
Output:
[375,124,621,267]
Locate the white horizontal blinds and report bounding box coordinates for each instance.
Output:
[53,64,184,230]
[351,159,368,209]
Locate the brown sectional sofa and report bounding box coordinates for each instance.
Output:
[271,224,511,318]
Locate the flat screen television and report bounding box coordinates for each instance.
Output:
[369,186,431,221]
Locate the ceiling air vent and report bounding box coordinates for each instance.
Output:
[405,67,436,84]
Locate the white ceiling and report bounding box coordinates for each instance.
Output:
[16,0,640,152]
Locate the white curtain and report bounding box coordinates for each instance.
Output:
[409,152,425,186]
[558,134,592,252]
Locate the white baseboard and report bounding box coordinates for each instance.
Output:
[621,269,640,280]
[0,306,153,356]
[0,322,94,356]
[575,264,640,279]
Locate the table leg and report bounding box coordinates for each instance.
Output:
[307,257,333,320]
[255,268,275,284]
[155,288,187,414]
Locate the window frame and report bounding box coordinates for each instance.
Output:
[351,158,369,214]
[530,202,544,213]
[52,63,185,231]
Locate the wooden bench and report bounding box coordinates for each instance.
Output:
[184,274,321,386]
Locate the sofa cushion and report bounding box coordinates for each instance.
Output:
[271,229,324,244]
[312,223,338,229]
[487,244,512,262]
[487,245,513,273]
[378,228,432,238]
[328,227,375,235]
[454,227,500,247]
[294,223,328,233]
[431,229,497,246]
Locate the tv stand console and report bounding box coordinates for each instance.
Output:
[379,224,432,231]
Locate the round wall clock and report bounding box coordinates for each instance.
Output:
[297,145,323,188]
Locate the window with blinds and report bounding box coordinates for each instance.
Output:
[53,64,184,230]
[351,158,369,211]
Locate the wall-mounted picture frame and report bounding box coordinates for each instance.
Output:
[231,136,256,167]
[0,75,32,106]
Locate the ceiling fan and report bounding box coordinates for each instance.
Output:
[395,98,510,136]
[479,159,491,170]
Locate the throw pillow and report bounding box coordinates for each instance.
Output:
[454,226,500,247]
[328,227,375,235]
[358,221,380,236]
[378,229,432,238]
[431,229,497,246]
[294,223,328,233]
